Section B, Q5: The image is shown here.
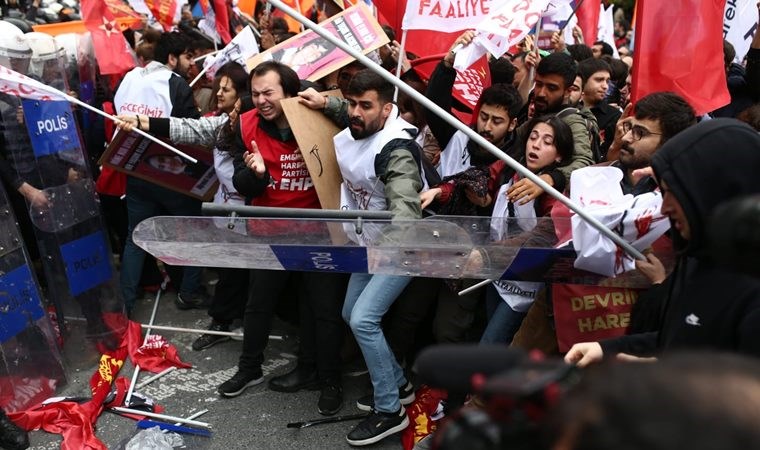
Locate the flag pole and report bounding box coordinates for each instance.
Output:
[558,0,586,34]
[392,29,408,102]
[266,0,646,261]
[33,84,198,164]
[189,66,210,87]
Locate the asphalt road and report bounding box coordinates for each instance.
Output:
[26,285,404,450]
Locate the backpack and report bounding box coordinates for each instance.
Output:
[556,107,603,163]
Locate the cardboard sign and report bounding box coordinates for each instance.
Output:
[552,283,644,352]
[281,91,343,210]
[100,130,218,201]
[246,2,388,81]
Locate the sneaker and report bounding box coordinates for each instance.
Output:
[356,381,415,412]
[175,290,211,310]
[318,382,343,416]
[0,409,29,450]
[346,408,409,446]
[217,370,264,397]
[192,321,230,351]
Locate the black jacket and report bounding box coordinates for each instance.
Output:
[602,119,760,357]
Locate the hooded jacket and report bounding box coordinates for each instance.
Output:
[601,119,760,357]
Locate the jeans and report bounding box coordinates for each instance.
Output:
[120,177,202,311]
[480,284,527,345]
[343,273,411,413]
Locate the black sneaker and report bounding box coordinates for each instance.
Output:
[356,381,415,412]
[346,408,409,446]
[0,409,29,450]
[192,321,231,351]
[217,370,264,397]
[318,382,343,416]
[175,290,211,310]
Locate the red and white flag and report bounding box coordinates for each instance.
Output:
[631,0,729,115]
[212,0,233,44]
[575,0,601,46]
[0,65,67,101]
[454,0,549,70]
[402,0,494,31]
[82,0,136,75]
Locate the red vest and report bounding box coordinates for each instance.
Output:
[239,109,320,210]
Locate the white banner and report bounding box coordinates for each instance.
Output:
[723,0,759,63]
[402,0,496,31]
[597,4,619,58]
[0,65,66,101]
[454,0,549,70]
[203,26,260,79]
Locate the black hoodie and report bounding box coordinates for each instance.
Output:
[601,119,760,357]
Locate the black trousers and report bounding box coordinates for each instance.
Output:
[239,269,348,382]
[207,267,248,324]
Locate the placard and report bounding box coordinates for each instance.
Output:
[246,2,388,81]
[100,130,218,201]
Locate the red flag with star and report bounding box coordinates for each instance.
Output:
[82,0,136,75]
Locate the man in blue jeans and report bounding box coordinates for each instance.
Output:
[327,70,425,446]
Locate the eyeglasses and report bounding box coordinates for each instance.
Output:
[622,121,662,141]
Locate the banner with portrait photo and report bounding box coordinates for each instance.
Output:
[100,131,218,201]
[246,2,389,81]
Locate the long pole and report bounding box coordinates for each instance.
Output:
[34,85,198,164]
[266,0,646,264]
[125,288,163,406]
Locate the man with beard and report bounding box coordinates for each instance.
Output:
[309,69,426,446]
[508,52,598,205]
[607,92,696,195]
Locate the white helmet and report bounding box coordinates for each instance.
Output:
[26,32,68,89]
[0,22,32,73]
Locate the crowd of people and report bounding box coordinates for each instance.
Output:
[1,0,760,448]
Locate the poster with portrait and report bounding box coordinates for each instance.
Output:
[100,130,218,201]
[246,2,388,81]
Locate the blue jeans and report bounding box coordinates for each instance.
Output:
[480,284,527,345]
[343,273,410,413]
[121,177,202,311]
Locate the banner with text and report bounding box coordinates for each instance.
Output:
[553,283,643,352]
[100,131,218,201]
[402,0,495,31]
[724,0,759,63]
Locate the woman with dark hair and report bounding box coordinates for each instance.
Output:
[480,115,573,345]
[118,61,252,349]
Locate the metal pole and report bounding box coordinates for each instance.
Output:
[202,202,392,219]
[110,407,212,428]
[266,0,645,263]
[125,288,163,406]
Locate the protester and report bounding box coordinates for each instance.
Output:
[577,57,620,159]
[565,119,760,366]
[216,61,348,417]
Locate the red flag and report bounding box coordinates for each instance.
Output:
[212,0,233,44]
[144,0,180,31]
[631,0,729,115]
[104,0,143,30]
[81,0,136,75]
[575,0,601,46]
[272,0,316,33]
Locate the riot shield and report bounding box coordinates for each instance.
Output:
[0,34,126,358]
[55,32,97,106]
[0,181,66,413]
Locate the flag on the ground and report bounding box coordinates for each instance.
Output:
[82,0,136,75]
[631,0,730,115]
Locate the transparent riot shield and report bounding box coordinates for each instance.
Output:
[132,214,659,288]
[0,181,66,413]
[0,35,126,360]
